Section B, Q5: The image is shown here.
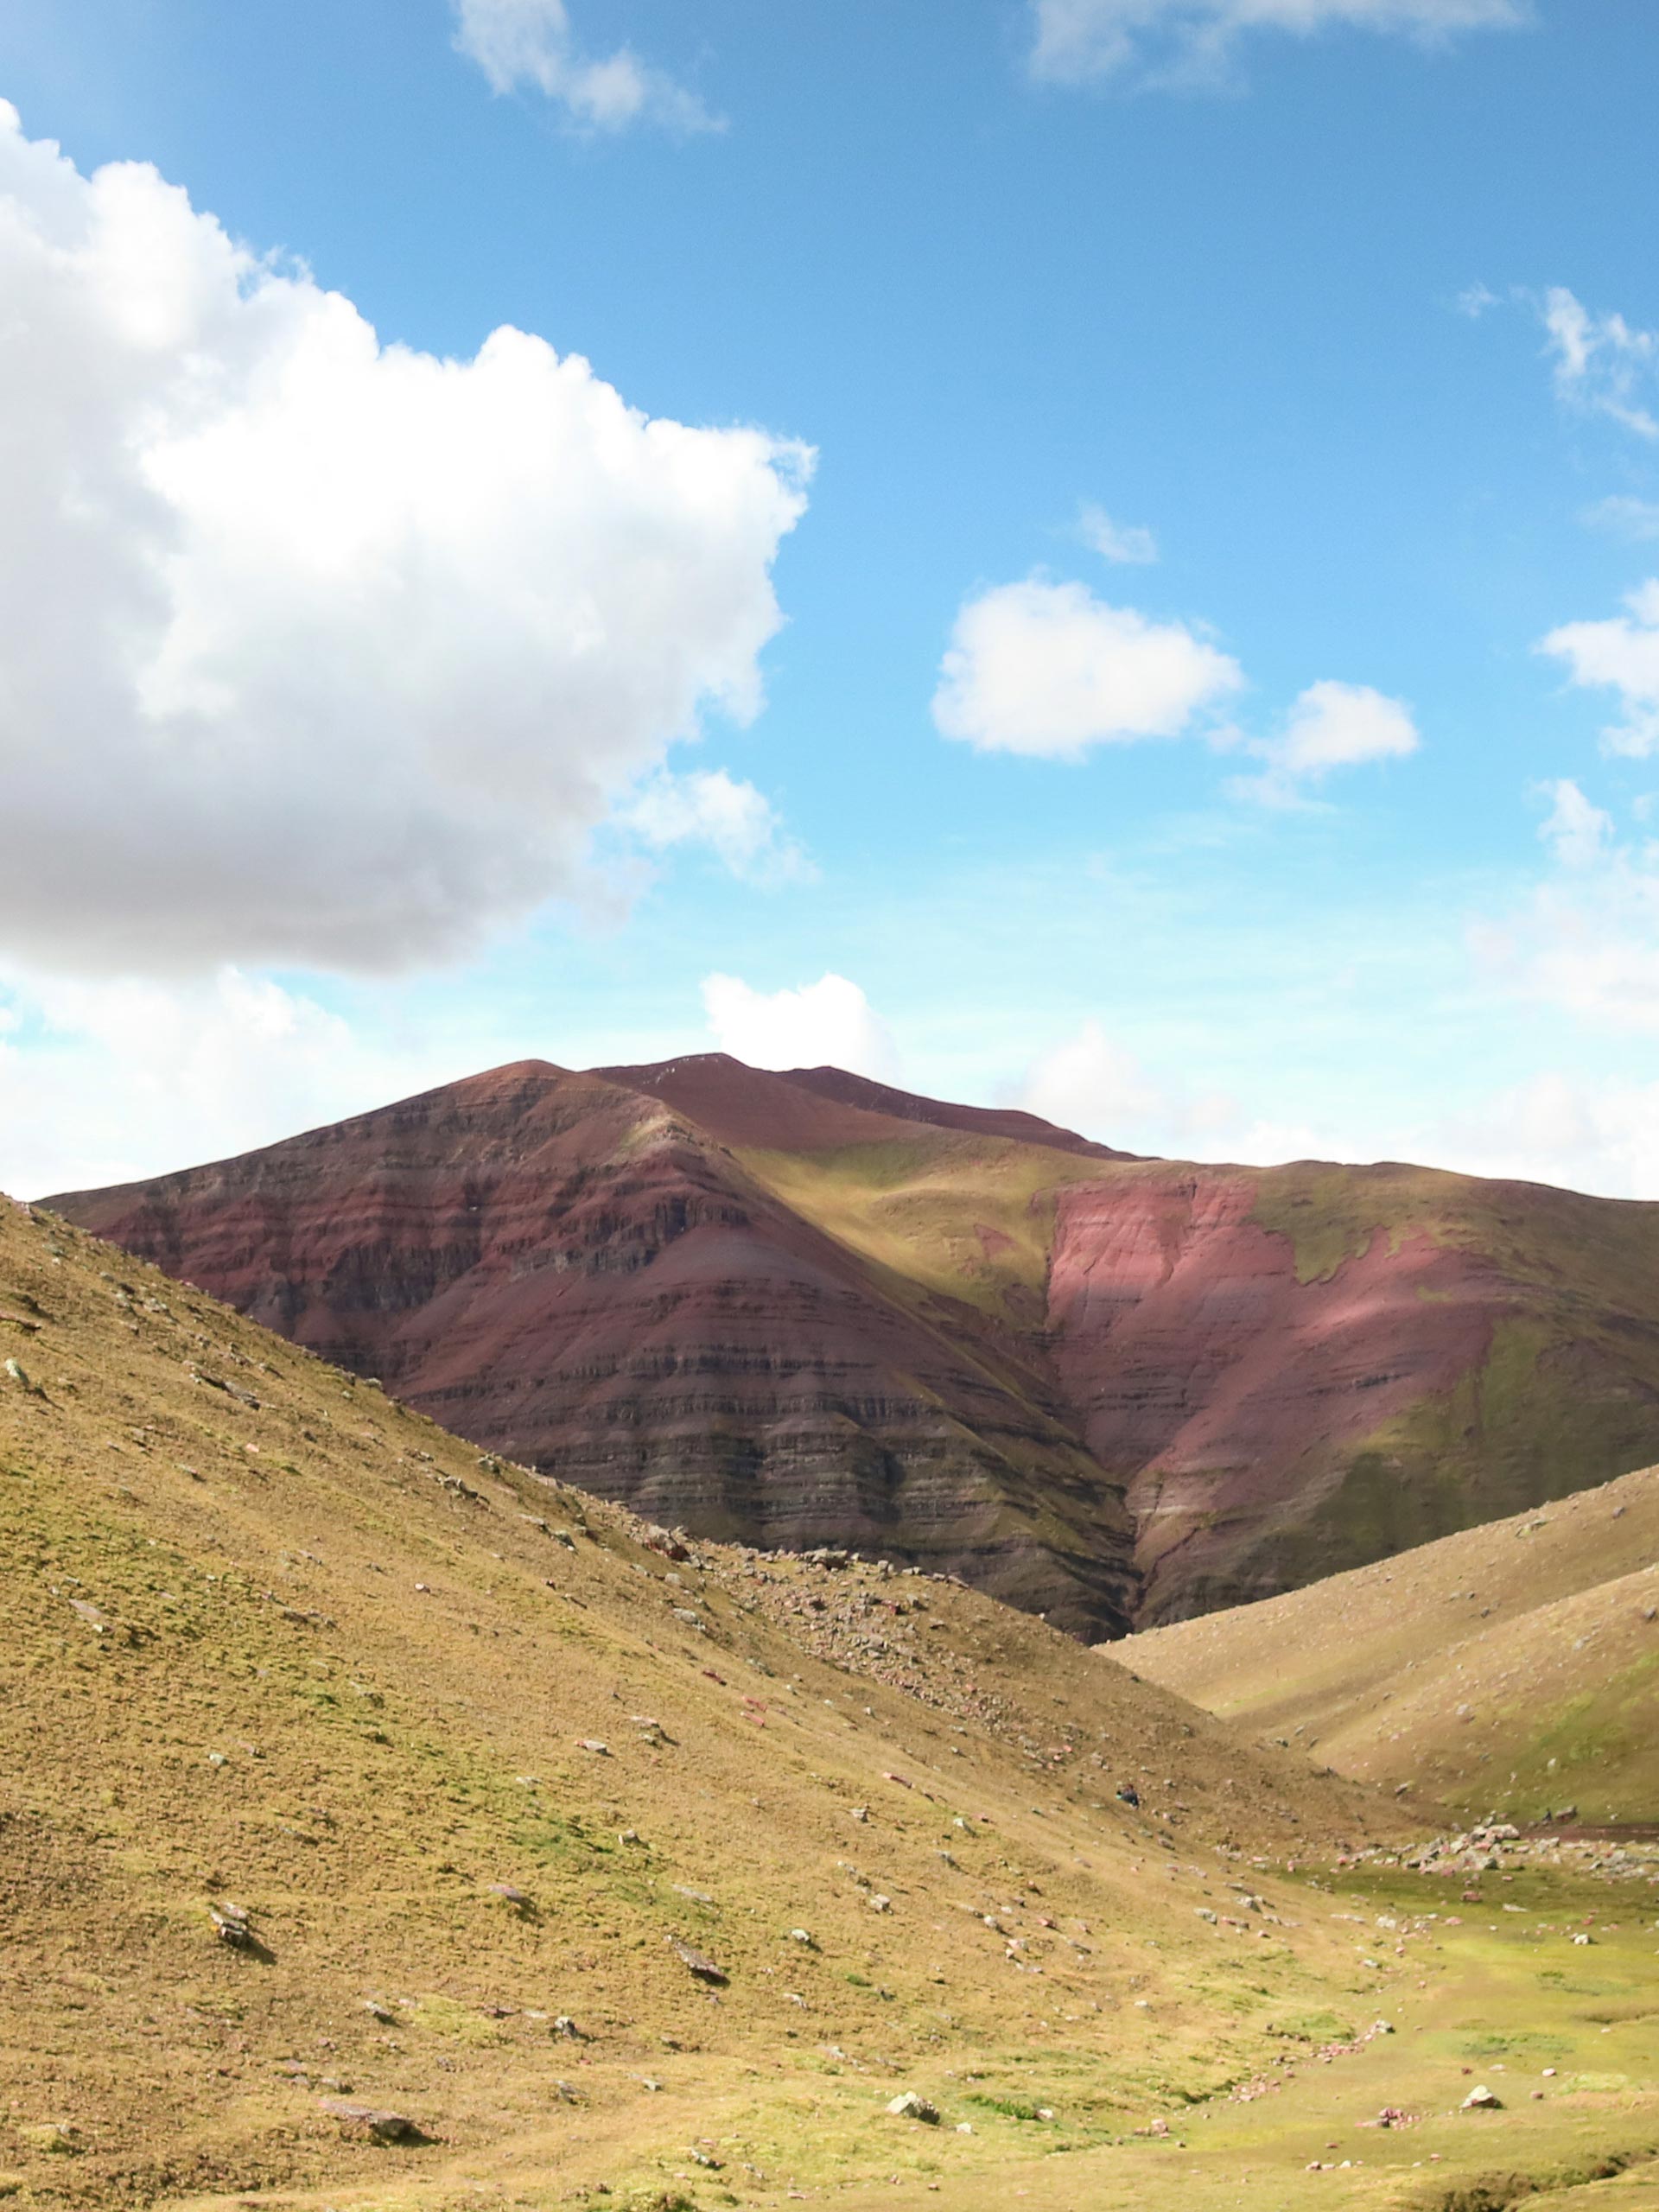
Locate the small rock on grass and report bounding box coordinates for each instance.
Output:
[211,1901,255,1948]
[671,1938,728,1983]
[1461,2085,1503,2110]
[318,2097,422,2142]
[887,2093,939,2123]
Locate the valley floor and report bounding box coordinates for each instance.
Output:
[138,1854,1659,2212]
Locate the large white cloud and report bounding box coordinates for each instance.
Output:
[1029,0,1524,85]
[931,578,1242,760]
[701,972,899,1081]
[452,0,719,131]
[0,103,807,976]
[1541,581,1659,757]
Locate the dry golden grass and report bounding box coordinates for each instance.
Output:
[3,1194,1656,2212]
[1121,1465,1659,1820]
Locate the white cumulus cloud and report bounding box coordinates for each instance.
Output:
[622,768,812,886]
[1541,581,1659,757]
[1232,680,1420,803]
[1539,287,1658,441]
[701,972,899,1081]
[453,0,719,130]
[1028,0,1524,86]
[0,102,807,977]
[1431,1071,1659,1201]
[931,577,1242,760]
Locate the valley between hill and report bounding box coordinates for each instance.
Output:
[1121,1463,1659,1822]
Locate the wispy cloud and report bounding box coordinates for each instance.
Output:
[1028,0,1526,90]
[1539,286,1659,441]
[454,0,721,132]
[1583,495,1659,543]
[1078,502,1159,565]
[1541,581,1659,757]
[622,768,814,888]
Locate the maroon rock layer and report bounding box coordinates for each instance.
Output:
[50,1060,1137,1637]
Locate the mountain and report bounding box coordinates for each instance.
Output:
[0,1185,1400,2207]
[48,1055,1659,1630]
[1119,1462,1659,1822]
[43,1060,1137,1637]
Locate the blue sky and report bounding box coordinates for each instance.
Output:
[3,0,1658,1198]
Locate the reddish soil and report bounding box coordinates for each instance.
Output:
[1046,1169,1501,1618]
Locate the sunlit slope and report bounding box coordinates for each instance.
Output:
[0,1193,1413,2209]
[1120,1464,1659,1821]
[740,1131,1659,1621]
[733,1127,1104,1323]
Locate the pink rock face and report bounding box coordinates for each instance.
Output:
[1048,1171,1504,1618]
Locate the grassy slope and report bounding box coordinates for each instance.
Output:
[0,1192,1396,2205]
[733,1132,1103,1324]
[1243,1166,1659,1574]
[3,1194,1656,2212]
[1120,1465,1659,1821]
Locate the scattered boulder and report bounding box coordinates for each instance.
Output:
[210,1901,255,1948]
[318,2098,423,2143]
[1461,2085,1503,2111]
[671,1938,728,1984]
[887,2093,939,2123]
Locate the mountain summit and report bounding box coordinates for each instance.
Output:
[49,1055,1659,1630]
